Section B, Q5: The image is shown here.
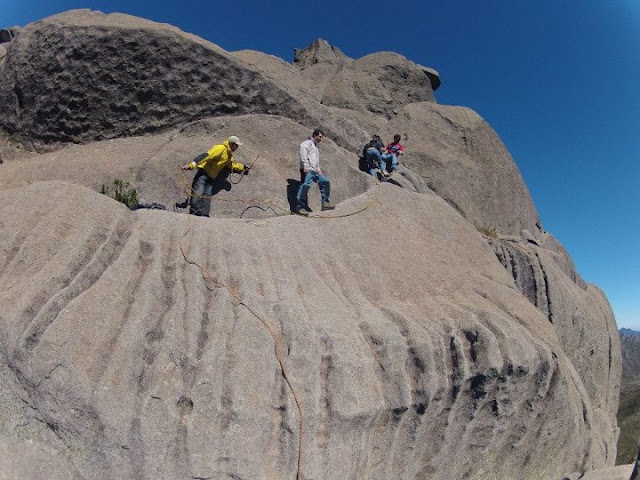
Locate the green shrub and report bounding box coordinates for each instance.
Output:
[617,379,640,464]
[100,179,139,209]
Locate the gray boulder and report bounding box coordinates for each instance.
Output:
[294,39,437,121]
[0,180,617,479]
[491,235,621,466]
[0,9,622,480]
[0,10,369,152]
[0,114,374,216]
[377,101,541,236]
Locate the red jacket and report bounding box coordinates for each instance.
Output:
[385,142,405,156]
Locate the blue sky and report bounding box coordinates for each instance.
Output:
[2,1,639,330]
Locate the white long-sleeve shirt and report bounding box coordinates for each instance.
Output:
[299,138,321,173]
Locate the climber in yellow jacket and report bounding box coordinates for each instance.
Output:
[179,136,249,216]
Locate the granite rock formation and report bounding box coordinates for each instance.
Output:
[0,11,368,153]
[0,9,622,480]
[378,102,540,235]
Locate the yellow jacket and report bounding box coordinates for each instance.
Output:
[188,140,245,179]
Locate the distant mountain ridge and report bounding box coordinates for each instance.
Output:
[621,332,640,380]
[617,331,640,464]
[620,328,640,337]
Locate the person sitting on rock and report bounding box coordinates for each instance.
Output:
[179,135,249,217]
[295,129,335,215]
[363,135,390,178]
[383,134,405,173]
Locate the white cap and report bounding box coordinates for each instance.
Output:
[227,135,242,146]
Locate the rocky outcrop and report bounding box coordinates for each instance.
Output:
[621,333,640,379]
[618,333,640,464]
[0,180,616,479]
[0,11,368,152]
[293,38,349,68]
[294,39,437,120]
[491,235,621,465]
[378,102,541,236]
[0,13,434,154]
[0,9,622,480]
[0,114,375,216]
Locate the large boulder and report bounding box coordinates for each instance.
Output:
[0,114,373,215]
[0,10,369,152]
[0,9,621,480]
[0,180,615,479]
[294,39,437,120]
[237,38,440,136]
[491,235,621,466]
[621,334,640,380]
[378,102,541,236]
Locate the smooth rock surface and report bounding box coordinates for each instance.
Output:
[377,101,541,235]
[0,9,622,480]
[0,180,616,479]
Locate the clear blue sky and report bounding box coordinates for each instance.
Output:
[2,1,639,330]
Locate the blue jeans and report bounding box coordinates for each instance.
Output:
[296,171,330,208]
[380,153,398,172]
[189,169,215,216]
[365,148,386,176]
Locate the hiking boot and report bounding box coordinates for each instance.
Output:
[294,209,309,216]
[321,202,335,211]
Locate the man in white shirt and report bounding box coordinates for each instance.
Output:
[295,128,335,215]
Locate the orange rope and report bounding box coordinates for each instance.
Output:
[174,159,386,479]
[179,214,306,479]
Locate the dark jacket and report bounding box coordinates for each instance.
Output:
[363,139,384,156]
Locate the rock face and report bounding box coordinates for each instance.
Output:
[621,333,640,379]
[491,235,621,465]
[0,11,368,152]
[293,39,437,118]
[378,102,540,235]
[0,181,615,480]
[0,9,621,480]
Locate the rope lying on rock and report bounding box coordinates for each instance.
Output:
[175,159,385,478]
[179,212,307,479]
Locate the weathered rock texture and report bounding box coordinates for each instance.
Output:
[293,39,437,118]
[491,235,621,464]
[378,102,541,235]
[0,181,616,479]
[0,11,368,152]
[621,334,640,381]
[0,9,622,480]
